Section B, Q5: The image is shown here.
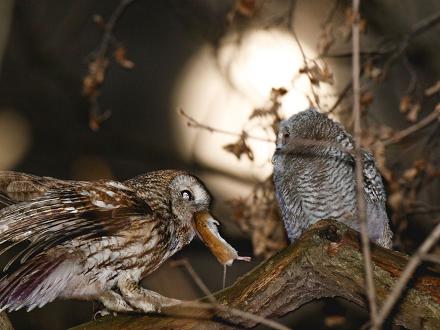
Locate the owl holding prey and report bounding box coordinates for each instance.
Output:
[0,170,248,313]
[272,108,392,248]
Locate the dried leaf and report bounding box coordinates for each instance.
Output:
[82,57,109,97]
[364,61,382,81]
[236,0,256,17]
[223,134,254,161]
[300,62,334,86]
[402,167,418,182]
[399,95,411,113]
[324,315,346,327]
[425,80,440,97]
[360,90,374,108]
[114,47,135,69]
[388,191,403,211]
[92,14,105,28]
[406,103,421,122]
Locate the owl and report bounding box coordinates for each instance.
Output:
[0,170,247,313]
[272,108,392,248]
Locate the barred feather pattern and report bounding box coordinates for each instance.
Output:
[273,108,393,248]
[0,170,207,312]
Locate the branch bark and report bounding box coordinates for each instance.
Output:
[72,220,440,330]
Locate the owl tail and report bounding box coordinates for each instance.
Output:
[0,254,73,312]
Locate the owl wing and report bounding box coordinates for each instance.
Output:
[334,132,386,204]
[0,175,153,271]
[361,150,386,204]
[0,171,68,207]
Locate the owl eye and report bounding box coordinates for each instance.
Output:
[180,190,193,201]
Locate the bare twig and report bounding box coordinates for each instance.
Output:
[94,0,137,63]
[85,0,138,130]
[351,0,378,325]
[179,109,275,143]
[288,0,320,106]
[421,253,440,264]
[169,259,216,303]
[373,220,440,329]
[169,259,291,330]
[382,10,440,78]
[383,106,440,146]
[326,79,352,113]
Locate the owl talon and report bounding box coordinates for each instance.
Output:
[118,274,181,314]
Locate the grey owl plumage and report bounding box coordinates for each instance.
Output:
[272,108,392,248]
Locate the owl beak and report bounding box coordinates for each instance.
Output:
[193,211,251,266]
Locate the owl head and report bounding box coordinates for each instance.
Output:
[129,170,212,230]
[275,108,346,151]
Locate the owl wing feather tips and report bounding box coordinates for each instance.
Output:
[0,177,154,270]
[0,171,69,207]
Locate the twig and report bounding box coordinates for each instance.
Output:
[351,0,378,325]
[179,109,275,143]
[383,106,440,146]
[85,0,137,130]
[169,259,216,303]
[382,10,440,78]
[94,0,137,59]
[169,259,291,330]
[288,0,320,107]
[373,220,440,329]
[326,79,352,113]
[421,253,440,264]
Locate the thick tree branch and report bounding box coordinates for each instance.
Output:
[72,220,440,330]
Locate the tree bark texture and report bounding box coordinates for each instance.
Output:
[71,219,440,330]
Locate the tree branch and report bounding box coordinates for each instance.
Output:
[352,0,378,324]
[71,220,440,330]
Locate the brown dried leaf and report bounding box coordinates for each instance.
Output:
[223,135,254,161]
[399,95,412,114]
[324,315,346,327]
[271,87,288,98]
[388,191,403,211]
[425,80,440,97]
[402,167,418,182]
[300,62,334,86]
[114,47,135,69]
[360,90,374,108]
[406,102,421,122]
[236,0,256,17]
[82,57,109,97]
[364,61,382,81]
[92,14,105,28]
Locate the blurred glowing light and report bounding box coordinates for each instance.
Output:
[173,29,334,180]
[0,109,31,170]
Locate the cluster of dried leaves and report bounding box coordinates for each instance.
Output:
[83,12,135,131]
[228,177,287,257]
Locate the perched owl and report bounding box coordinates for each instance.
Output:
[272,108,392,248]
[0,170,246,313]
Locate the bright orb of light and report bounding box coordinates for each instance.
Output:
[173,29,331,180]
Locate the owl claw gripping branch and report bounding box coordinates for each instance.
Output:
[0,170,249,313]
